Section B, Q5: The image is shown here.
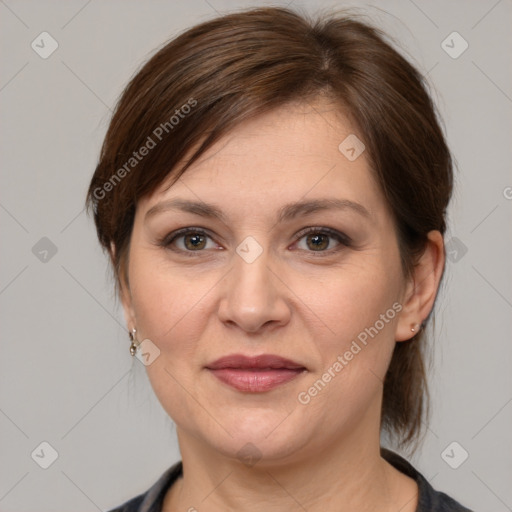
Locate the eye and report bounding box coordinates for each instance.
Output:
[162,228,219,253]
[293,227,351,254]
[159,226,351,256]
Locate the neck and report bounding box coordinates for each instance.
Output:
[163,425,418,511]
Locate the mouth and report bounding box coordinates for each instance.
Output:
[205,354,307,393]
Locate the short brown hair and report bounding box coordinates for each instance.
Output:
[86,6,453,449]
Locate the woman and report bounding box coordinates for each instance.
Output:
[87,7,474,512]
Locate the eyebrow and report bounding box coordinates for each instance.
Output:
[145,197,371,223]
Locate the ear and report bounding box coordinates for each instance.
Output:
[111,242,137,331]
[395,230,445,342]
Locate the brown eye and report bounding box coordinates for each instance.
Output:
[305,233,329,251]
[294,227,351,254]
[183,232,207,250]
[162,228,216,253]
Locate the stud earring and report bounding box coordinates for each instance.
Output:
[129,328,139,356]
[411,323,422,333]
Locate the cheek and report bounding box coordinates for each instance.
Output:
[295,272,400,427]
[129,255,212,344]
[298,257,401,341]
[296,257,402,404]
[128,260,213,420]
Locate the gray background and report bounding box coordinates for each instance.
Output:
[1,0,511,511]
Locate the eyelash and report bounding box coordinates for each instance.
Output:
[159,226,352,257]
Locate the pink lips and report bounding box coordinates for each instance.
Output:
[206,354,306,393]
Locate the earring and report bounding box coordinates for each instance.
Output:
[129,328,138,356]
[411,323,422,333]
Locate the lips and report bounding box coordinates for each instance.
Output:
[207,354,305,370]
[206,354,306,393]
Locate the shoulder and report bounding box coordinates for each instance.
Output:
[108,495,144,512]
[381,448,475,512]
[106,461,183,512]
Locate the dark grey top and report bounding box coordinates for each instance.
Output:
[108,448,474,511]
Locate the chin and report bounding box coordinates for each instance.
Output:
[197,408,316,467]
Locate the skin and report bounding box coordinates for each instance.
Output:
[119,98,445,512]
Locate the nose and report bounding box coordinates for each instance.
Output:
[217,244,292,334]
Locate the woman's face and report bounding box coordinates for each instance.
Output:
[122,100,416,465]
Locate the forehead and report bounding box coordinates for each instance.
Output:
[137,100,385,219]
